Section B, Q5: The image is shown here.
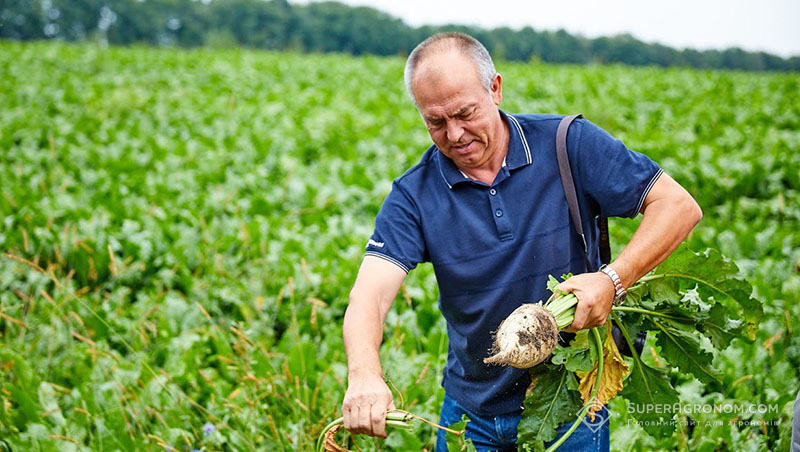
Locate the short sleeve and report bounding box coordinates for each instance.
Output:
[572,119,663,218]
[364,181,427,273]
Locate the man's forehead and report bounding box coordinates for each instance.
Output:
[412,52,484,110]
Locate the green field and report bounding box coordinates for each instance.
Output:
[1,41,799,451]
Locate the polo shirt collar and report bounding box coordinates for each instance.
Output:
[436,109,532,189]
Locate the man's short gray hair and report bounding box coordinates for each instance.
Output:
[403,32,497,106]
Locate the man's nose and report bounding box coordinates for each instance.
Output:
[446,120,464,143]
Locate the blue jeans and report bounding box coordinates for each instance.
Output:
[436,393,609,452]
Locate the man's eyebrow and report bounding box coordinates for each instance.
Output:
[452,105,474,116]
[424,105,476,122]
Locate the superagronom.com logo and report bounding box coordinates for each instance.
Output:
[577,396,617,432]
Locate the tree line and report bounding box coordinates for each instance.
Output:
[2,0,798,72]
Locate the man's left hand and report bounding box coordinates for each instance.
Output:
[555,272,616,332]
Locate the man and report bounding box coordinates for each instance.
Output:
[341,32,702,451]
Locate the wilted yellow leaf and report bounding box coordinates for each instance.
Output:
[577,327,630,420]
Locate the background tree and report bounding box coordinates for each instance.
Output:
[0,0,797,72]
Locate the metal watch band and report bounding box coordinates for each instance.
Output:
[599,264,626,304]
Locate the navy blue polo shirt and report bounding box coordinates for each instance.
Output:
[365,110,662,415]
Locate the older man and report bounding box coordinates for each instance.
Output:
[341,32,701,451]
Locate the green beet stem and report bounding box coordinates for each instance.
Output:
[611,305,687,322]
[544,327,605,452]
[545,291,669,332]
[386,419,414,431]
[545,293,580,330]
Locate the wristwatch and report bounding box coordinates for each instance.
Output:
[599,264,626,305]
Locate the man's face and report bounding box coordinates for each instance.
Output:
[411,50,503,170]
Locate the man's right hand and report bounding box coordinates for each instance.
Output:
[341,370,396,438]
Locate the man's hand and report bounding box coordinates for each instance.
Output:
[342,370,396,438]
[342,256,406,438]
[556,271,616,332]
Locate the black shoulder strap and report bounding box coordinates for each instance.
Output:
[556,119,642,354]
[555,114,611,272]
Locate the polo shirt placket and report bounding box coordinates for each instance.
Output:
[434,113,534,243]
[488,185,513,241]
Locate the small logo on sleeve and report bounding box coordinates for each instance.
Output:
[367,239,385,249]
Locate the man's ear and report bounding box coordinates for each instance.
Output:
[491,73,503,105]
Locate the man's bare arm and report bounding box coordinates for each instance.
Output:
[611,172,703,288]
[342,255,407,437]
[564,172,703,331]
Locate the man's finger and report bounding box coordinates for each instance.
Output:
[351,405,364,434]
[371,401,388,438]
[593,313,608,328]
[592,305,610,328]
[553,282,575,295]
[566,294,587,332]
[358,403,373,436]
[342,404,352,430]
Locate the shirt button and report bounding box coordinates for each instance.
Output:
[495,209,503,217]
[489,188,497,196]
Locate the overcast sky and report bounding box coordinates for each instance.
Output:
[296,0,800,58]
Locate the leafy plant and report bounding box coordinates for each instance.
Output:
[517,246,763,450]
